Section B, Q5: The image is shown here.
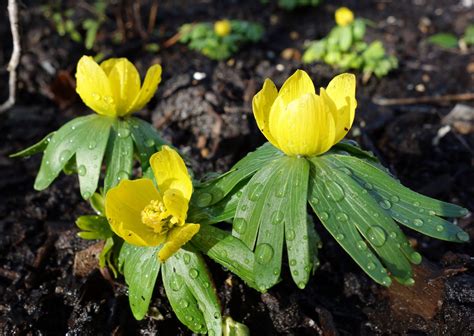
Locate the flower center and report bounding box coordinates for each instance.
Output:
[141,200,179,234]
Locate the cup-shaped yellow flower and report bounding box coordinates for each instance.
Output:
[253,70,356,157]
[335,7,354,27]
[214,19,232,37]
[105,145,199,262]
[76,56,162,117]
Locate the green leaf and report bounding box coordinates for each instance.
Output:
[75,215,113,240]
[76,116,112,199]
[310,156,416,284]
[223,316,250,336]
[191,225,259,290]
[89,192,105,216]
[330,155,469,242]
[10,131,55,158]
[118,243,161,320]
[34,115,114,198]
[194,142,283,207]
[428,33,458,49]
[463,24,474,46]
[282,157,312,288]
[339,26,353,52]
[352,19,366,40]
[163,248,222,335]
[104,119,134,192]
[128,117,167,169]
[99,236,121,277]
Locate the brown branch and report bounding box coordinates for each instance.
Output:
[0,0,21,113]
[373,92,474,106]
[147,0,159,34]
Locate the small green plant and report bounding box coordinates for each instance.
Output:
[428,24,474,49]
[42,0,107,50]
[303,7,397,80]
[192,70,469,291]
[179,19,264,60]
[261,0,322,10]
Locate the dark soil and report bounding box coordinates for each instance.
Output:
[1,0,473,335]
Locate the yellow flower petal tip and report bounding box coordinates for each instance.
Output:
[335,7,354,27]
[252,70,357,157]
[105,147,199,260]
[75,55,162,117]
[214,20,232,37]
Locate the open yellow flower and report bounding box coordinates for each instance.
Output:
[335,7,354,27]
[76,56,162,117]
[253,70,356,157]
[105,146,199,262]
[214,19,232,37]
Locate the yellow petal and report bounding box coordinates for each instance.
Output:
[129,64,162,113]
[324,73,357,143]
[158,223,200,262]
[100,58,120,75]
[163,189,189,226]
[106,58,141,117]
[105,179,166,246]
[252,79,279,147]
[278,69,315,106]
[271,93,336,156]
[150,146,193,201]
[75,56,117,116]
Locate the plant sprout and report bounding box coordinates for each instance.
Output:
[191,70,469,291]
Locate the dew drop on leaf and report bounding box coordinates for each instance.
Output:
[240,204,248,211]
[290,259,297,266]
[179,299,189,308]
[117,127,131,138]
[335,233,345,241]
[145,139,155,148]
[336,212,348,222]
[195,192,213,207]
[339,167,352,175]
[255,243,274,264]
[248,183,263,201]
[382,277,392,286]
[319,212,329,220]
[364,182,373,190]
[410,252,422,264]
[367,226,387,247]
[189,268,199,279]
[170,274,184,291]
[325,181,345,202]
[379,199,392,209]
[77,165,87,176]
[413,218,424,227]
[233,218,247,234]
[367,262,376,270]
[183,253,191,265]
[456,231,470,242]
[297,282,306,289]
[389,231,397,239]
[59,149,71,162]
[271,210,284,225]
[82,191,91,199]
[88,141,97,150]
[436,225,444,232]
[311,197,320,205]
[390,195,400,202]
[357,240,367,250]
[117,170,129,182]
[286,229,296,241]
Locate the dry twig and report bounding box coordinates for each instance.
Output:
[0,0,21,113]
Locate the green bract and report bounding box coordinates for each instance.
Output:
[192,141,469,291]
[179,20,264,60]
[303,19,398,79]
[12,115,167,198]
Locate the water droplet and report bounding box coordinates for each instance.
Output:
[117,170,129,182]
[290,259,297,266]
[255,243,274,264]
[213,312,220,319]
[389,231,397,239]
[92,92,101,101]
[183,253,191,265]
[292,270,299,276]
[379,199,392,210]
[170,274,184,291]
[429,210,436,216]
[336,212,348,222]
[77,165,87,176]
[382,277,392,286]
[209,330,216,336]
[104,95,114,104]
[240,204,248,211]
[59,149,71,162]
[286,229,295,241]
[311,197,320,205]
[117,127,130,138]
[82,191,91,199]
[413,201,420,206]
[196,192,212,207]
[203,281,210,288]
[189,268,199,279]
[273,268,279,275]
[364,182,373,190]
[413,218,424,227]
[456,231,469,242]
[380,268,387,274]
[248,183,263,201]
[367,262,376,270]
[410,252,422,264]
[271,211,284,225]
[145,139,155,148]
[367,226,387,247]
[275,187,286,198]
[325,181,345,202]
[339,167,352,175]
[236,191,243,198]
[179,299,189,308]
[390,195,400,202]
[233,218,247,234]
[88,141,97,150]
[335,233,345,241]
[436,225,444,232]
[320,212,329,221]
[357,240,367,250]
[186,315,193,322]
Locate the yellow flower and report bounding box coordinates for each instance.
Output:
[335,7,354,27]
[75,56,162,117]
[105,146,199,262]
[214,20,232,37]
[252,70,357,157]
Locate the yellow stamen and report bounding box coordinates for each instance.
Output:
[141,200,178,234]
